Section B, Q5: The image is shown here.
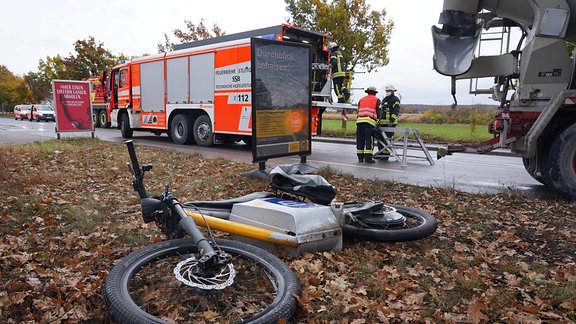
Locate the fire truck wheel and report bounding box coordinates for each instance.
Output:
[545,123,576,200]
[193,115,214,147]
[120,113,133,139]
[170,114,193,145]
[93,111,100,128]
[99,110,110,128]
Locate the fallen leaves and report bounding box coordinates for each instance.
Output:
[0,138,574,323]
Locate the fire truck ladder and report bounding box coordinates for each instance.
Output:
[373,127,435,167]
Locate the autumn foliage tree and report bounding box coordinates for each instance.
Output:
[158,19,226,53]
[72,37,118,78]
[30,37,121,102]
[284,0,394,73]
[0,66,34,111]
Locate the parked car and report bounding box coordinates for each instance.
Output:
[29,105,55,122]
[13,105,31,120]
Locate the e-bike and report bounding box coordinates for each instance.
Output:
[103,140,437,323]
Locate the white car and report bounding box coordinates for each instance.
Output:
[13,104,31,120]
[29,105,55,122]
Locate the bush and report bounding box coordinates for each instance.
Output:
[420,106,496,125]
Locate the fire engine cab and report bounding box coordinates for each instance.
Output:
[107,24,334,146]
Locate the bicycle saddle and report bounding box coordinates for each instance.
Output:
[268,166,336,205]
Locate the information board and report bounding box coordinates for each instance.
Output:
[52,80,94,132]
[251,38,312,162]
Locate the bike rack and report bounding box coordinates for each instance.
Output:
[373,127,435,167]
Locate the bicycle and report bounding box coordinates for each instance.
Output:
[103,141,301,323]
[104,140,438,323]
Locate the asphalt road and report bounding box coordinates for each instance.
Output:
[0,117,558,199]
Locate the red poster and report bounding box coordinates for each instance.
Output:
[52,80,94,132]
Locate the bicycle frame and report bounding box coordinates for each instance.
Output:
[185,210,299,246]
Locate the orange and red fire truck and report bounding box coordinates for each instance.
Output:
[84,75,111,128]
[105,24,335,146]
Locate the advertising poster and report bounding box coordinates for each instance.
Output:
[52,80,94,132]
[251,38,312,162]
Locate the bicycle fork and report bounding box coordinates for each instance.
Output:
[169,199,232,278]
[125,140,233,289]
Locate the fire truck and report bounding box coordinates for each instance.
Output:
[84,75,111,128]
[106,24,337,146]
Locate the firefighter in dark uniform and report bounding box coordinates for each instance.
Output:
[329,42,350,103]
[376,84,401,156]
[356,86,381,163]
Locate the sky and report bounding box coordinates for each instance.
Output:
[0,0,497,105]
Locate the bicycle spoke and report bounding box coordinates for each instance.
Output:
[127,251,279,322]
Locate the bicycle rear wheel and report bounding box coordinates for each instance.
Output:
[343,204,437,242]
[103,238,300,323]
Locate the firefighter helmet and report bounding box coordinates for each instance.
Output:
[329,42,339,50]
[365,86,378,94]
[385,84,397,92]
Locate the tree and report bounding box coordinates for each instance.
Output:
[72,37,117,78]
[158,19,226,53]
[24,72,51,103]
[0,66,34,111]
[284,0,394,73]
[31,37,120,101]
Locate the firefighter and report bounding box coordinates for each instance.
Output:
[329,42,350,103]
[376,84,401,156]
[378,84,401,134]
[356,86,381,163]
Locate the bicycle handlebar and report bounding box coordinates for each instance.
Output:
[125,140,148,199]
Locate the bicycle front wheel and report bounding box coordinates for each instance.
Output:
[103,238,300,323]
[343,204,437,242]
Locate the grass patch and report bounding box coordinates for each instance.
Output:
[319,119,493,144]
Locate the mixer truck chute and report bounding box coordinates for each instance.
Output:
[433,0,576,199]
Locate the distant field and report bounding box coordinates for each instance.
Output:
[319,119,493,144]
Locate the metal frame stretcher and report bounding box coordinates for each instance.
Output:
[373,127,435,167]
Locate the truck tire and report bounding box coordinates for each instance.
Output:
[99,110,110,128]
[120,113,133,139]
[93,111,100,128]
[170,114,193,145]
[193,114,214,147]
[545,123,576,199]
